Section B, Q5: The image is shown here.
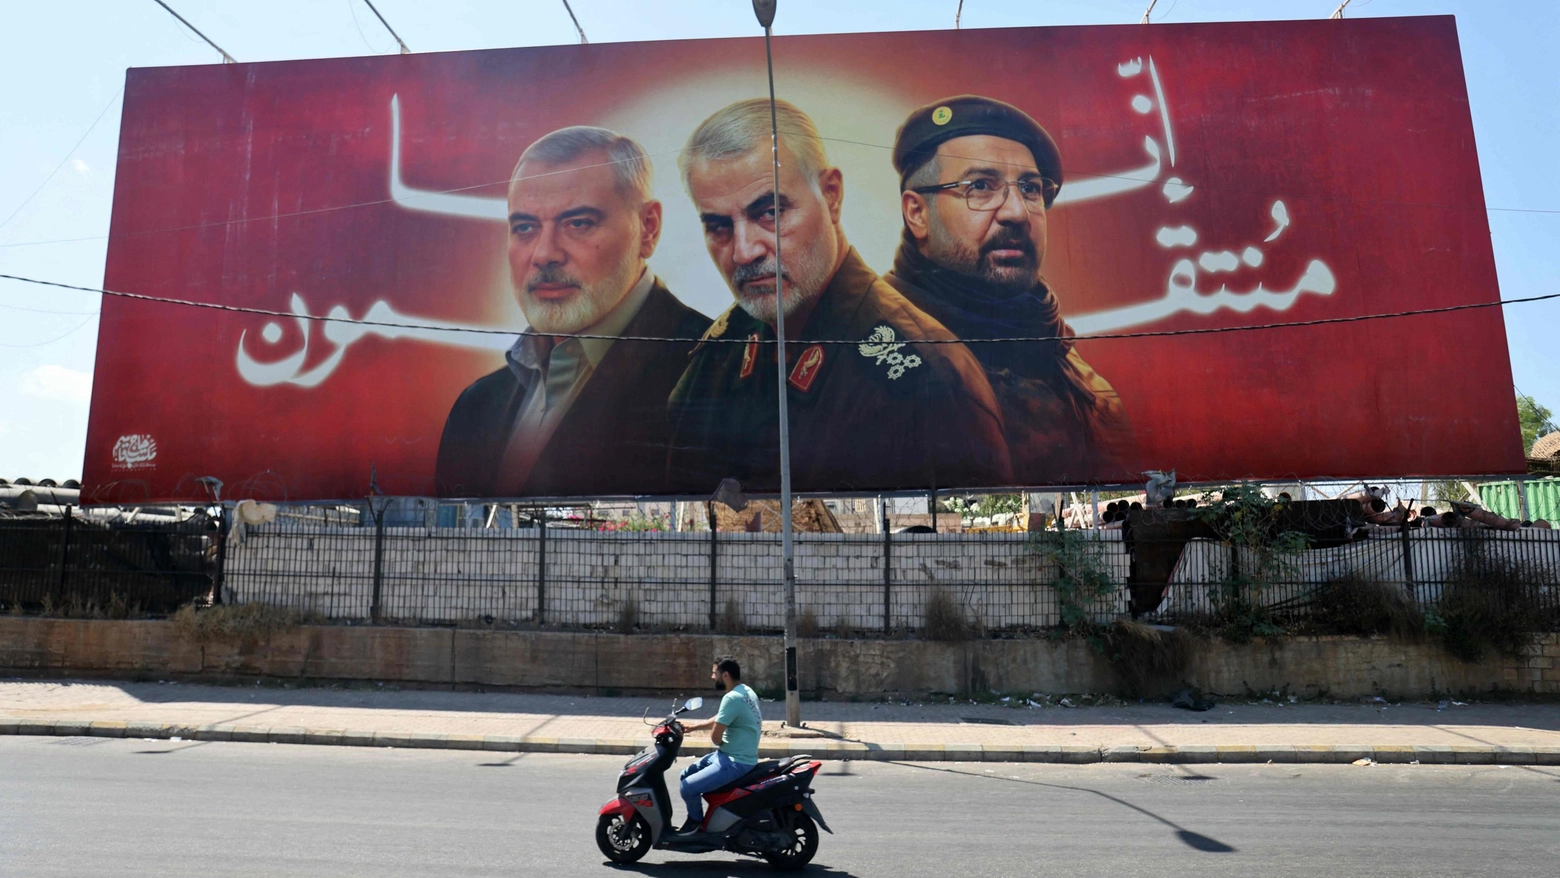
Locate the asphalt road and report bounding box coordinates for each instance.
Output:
[3,736,1557,878]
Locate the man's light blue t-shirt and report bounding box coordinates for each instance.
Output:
[714,683,762,765]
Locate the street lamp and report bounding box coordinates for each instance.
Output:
[752,0,801,729]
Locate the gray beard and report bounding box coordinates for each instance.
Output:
[730,245,831,324]
[519,260,638,334]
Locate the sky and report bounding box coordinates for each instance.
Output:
[1,0,1556,482]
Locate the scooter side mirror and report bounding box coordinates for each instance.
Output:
[684,696,704,712]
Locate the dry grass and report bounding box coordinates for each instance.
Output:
[1105,620,1194,697]
[33,592,146,620]
[796,607,820,638]
[171,602,322,646]
[832,616,855,640]
[614,599,639,634]
[1436,555,1556,662]
[923,587,972,642]
[1307,573,1424,640]
[716,597,747,634]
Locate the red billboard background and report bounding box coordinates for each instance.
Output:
[83,16,1523,503]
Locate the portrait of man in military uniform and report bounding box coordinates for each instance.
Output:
[885,96,1133,482]
[436,126,710,497]
[666,98,1012,494]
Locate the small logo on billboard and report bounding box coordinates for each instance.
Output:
[111,434,158,470]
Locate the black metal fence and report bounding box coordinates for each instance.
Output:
[0,509,220,615]
[1133,527,1560,626]
[4,508,1558,635]
[220,521,1088,633]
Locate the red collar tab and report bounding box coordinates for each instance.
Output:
[788,344,825,393]
[739,333,761,380]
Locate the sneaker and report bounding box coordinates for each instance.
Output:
[674,818,701,835]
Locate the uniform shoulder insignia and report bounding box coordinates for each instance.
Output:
[703,307,736,341]
[857,324,922,380]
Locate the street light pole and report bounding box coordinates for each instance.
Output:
[752,0,801,730]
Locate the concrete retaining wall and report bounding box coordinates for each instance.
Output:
[2,617,1553,699]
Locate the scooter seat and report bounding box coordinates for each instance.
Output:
[706,755,810,794]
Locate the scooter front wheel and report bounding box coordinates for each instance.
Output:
[762,810,819,870]
[595,812,652,864]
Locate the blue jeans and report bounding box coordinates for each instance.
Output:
[678,751,752,824]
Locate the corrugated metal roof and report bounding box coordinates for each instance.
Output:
[0,477,80,489]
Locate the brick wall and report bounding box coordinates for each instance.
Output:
[1505,633,1560,694]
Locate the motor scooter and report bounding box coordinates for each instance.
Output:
[595,696,831,870]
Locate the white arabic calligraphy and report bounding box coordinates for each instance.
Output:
[1061,58,1337,335]
[232,62,1342,388]
[1156,226,1198,248]
[236,293,513,388]
[1162,177,1194,203]
[388,95,509,222]
[1264,200,1291,242]
[1051,137,1161,206]
[1070,260,1337,335]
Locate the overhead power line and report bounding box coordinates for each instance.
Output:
[0,313,98,349]
[2,272,1555,347]
[150,0,237,64]
[561,0,588,44]
[0,87,124,234]
[362,1,411,54]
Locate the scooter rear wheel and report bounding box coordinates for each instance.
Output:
[595,813,652,864]
[762,810,819,870]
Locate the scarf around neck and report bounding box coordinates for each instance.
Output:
[890,231,1075,377]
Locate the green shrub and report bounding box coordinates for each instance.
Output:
[1029,528,1115,633]
[1436,542,1556,662]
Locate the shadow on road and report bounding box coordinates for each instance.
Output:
[888,762,1236,854]
[607,861,859,876]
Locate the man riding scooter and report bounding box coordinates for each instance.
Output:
[675,656,763,834]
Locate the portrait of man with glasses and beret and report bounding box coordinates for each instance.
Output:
[884,95,1133,482]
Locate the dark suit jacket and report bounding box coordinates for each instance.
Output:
[435,280,711,497]
[666,248,1012,494]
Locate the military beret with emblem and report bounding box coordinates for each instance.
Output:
[892,95,1063,207]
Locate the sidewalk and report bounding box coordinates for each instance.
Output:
[4,678,1559,764]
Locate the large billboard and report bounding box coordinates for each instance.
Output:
[83,16,1523,503]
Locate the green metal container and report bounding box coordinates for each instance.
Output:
[1479,477,1560,521]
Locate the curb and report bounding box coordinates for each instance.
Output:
[3,719,1558,765]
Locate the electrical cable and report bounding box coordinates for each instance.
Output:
[150,0,237,63]
[561,0,588,44]
[1150,0,1180,23]
[347,0,390,54]
[1,272,1554,347]
[362,0,411,54]
[0,87,124,234]
[0,300,101,316]
[0,313,98,348]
